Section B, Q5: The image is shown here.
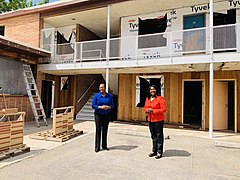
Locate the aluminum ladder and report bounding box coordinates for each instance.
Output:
[22,63,48,127]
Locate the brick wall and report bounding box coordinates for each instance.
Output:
[0,95,34,121]
[0,13,41,47]
[75,74,104,114]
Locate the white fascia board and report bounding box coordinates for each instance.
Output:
[173,55,210,65]
[79,61,107,69]
[108,60,138,68]
[213,53,240,63]
[38,63,76,71]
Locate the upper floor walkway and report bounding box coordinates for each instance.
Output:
[39,23,240,74]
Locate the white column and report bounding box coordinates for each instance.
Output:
[74,42,77,63]
[209,0,214,138]
[209,62,214,138]
[106,5,111,93]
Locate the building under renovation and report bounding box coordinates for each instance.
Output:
[1,0,240,136]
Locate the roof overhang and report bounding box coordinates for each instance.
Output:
[0,0,129,20]
[42,0,225,38]
[0,35,51,62]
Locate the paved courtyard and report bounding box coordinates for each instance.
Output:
[0,121,240,180]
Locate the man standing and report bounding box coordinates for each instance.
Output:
[92,83,114,153]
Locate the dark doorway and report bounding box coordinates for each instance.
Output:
[228,81,235,131]
[42,80,53,118]
[184,81,202,127]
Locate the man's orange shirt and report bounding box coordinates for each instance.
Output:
[144,96,166,122]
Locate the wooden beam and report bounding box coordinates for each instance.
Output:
[0,37,50,57]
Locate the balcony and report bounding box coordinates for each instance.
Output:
[39,23,240,73]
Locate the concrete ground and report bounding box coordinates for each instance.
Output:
[0,121,240,180]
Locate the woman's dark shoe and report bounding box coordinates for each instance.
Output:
[95,148,100,153]
[102,147,109,151]
[155,153,162,159]
[148,152,157,157]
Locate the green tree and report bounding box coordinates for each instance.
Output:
[0,0,10,13]
[37,0,49,6]
[0,0,49,14]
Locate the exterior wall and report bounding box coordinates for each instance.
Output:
[120,1,240,59]
[0,57,26,95]
[76,24,100,42]
[45,74,76,109]
[118,74,146,122]
[0,95,34,121]
[36,71,45,97]
[75,74,104,114]
[118,71,240,132]
[44,74,104,115]
[0,13,41,47]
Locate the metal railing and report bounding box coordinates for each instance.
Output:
[40,23,239,64]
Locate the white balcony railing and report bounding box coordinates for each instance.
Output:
[40,24,239,64]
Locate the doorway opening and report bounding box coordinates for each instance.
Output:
[214,80,235,131]
[42,80,55,118]
[183,81,203,128]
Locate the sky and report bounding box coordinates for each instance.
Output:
[32,0,59,3]
[5,0,59,3]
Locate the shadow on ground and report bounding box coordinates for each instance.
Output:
[163,150,191,157]
[1,149,45,163]
[109,145,138,151]
[24,119,52,135]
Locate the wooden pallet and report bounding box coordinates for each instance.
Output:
[0,144,30,161]
[29,129,83,142]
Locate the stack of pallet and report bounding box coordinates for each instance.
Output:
[30,106,83,142]
[0,109,25,153]
[53,106,74,136]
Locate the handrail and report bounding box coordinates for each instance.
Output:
[41,23,239,47]
[40,23,239,64]
[77,80,96,103]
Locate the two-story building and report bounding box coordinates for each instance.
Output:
[1,0,240,136]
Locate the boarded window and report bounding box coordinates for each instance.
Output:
[138,14,167,49]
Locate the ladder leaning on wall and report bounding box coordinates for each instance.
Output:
[22,63,48,127]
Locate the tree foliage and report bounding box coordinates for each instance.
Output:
[0,0,49,13]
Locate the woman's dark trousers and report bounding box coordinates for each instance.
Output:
[94,113,110,151]
[149,121,164,155]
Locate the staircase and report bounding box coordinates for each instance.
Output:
[76,93,96,121]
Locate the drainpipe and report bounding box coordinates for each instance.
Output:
[209,0,214,138]
[106,5,111,93]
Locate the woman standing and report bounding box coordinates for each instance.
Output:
[92,83,114,153]
[144,85,166,159]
